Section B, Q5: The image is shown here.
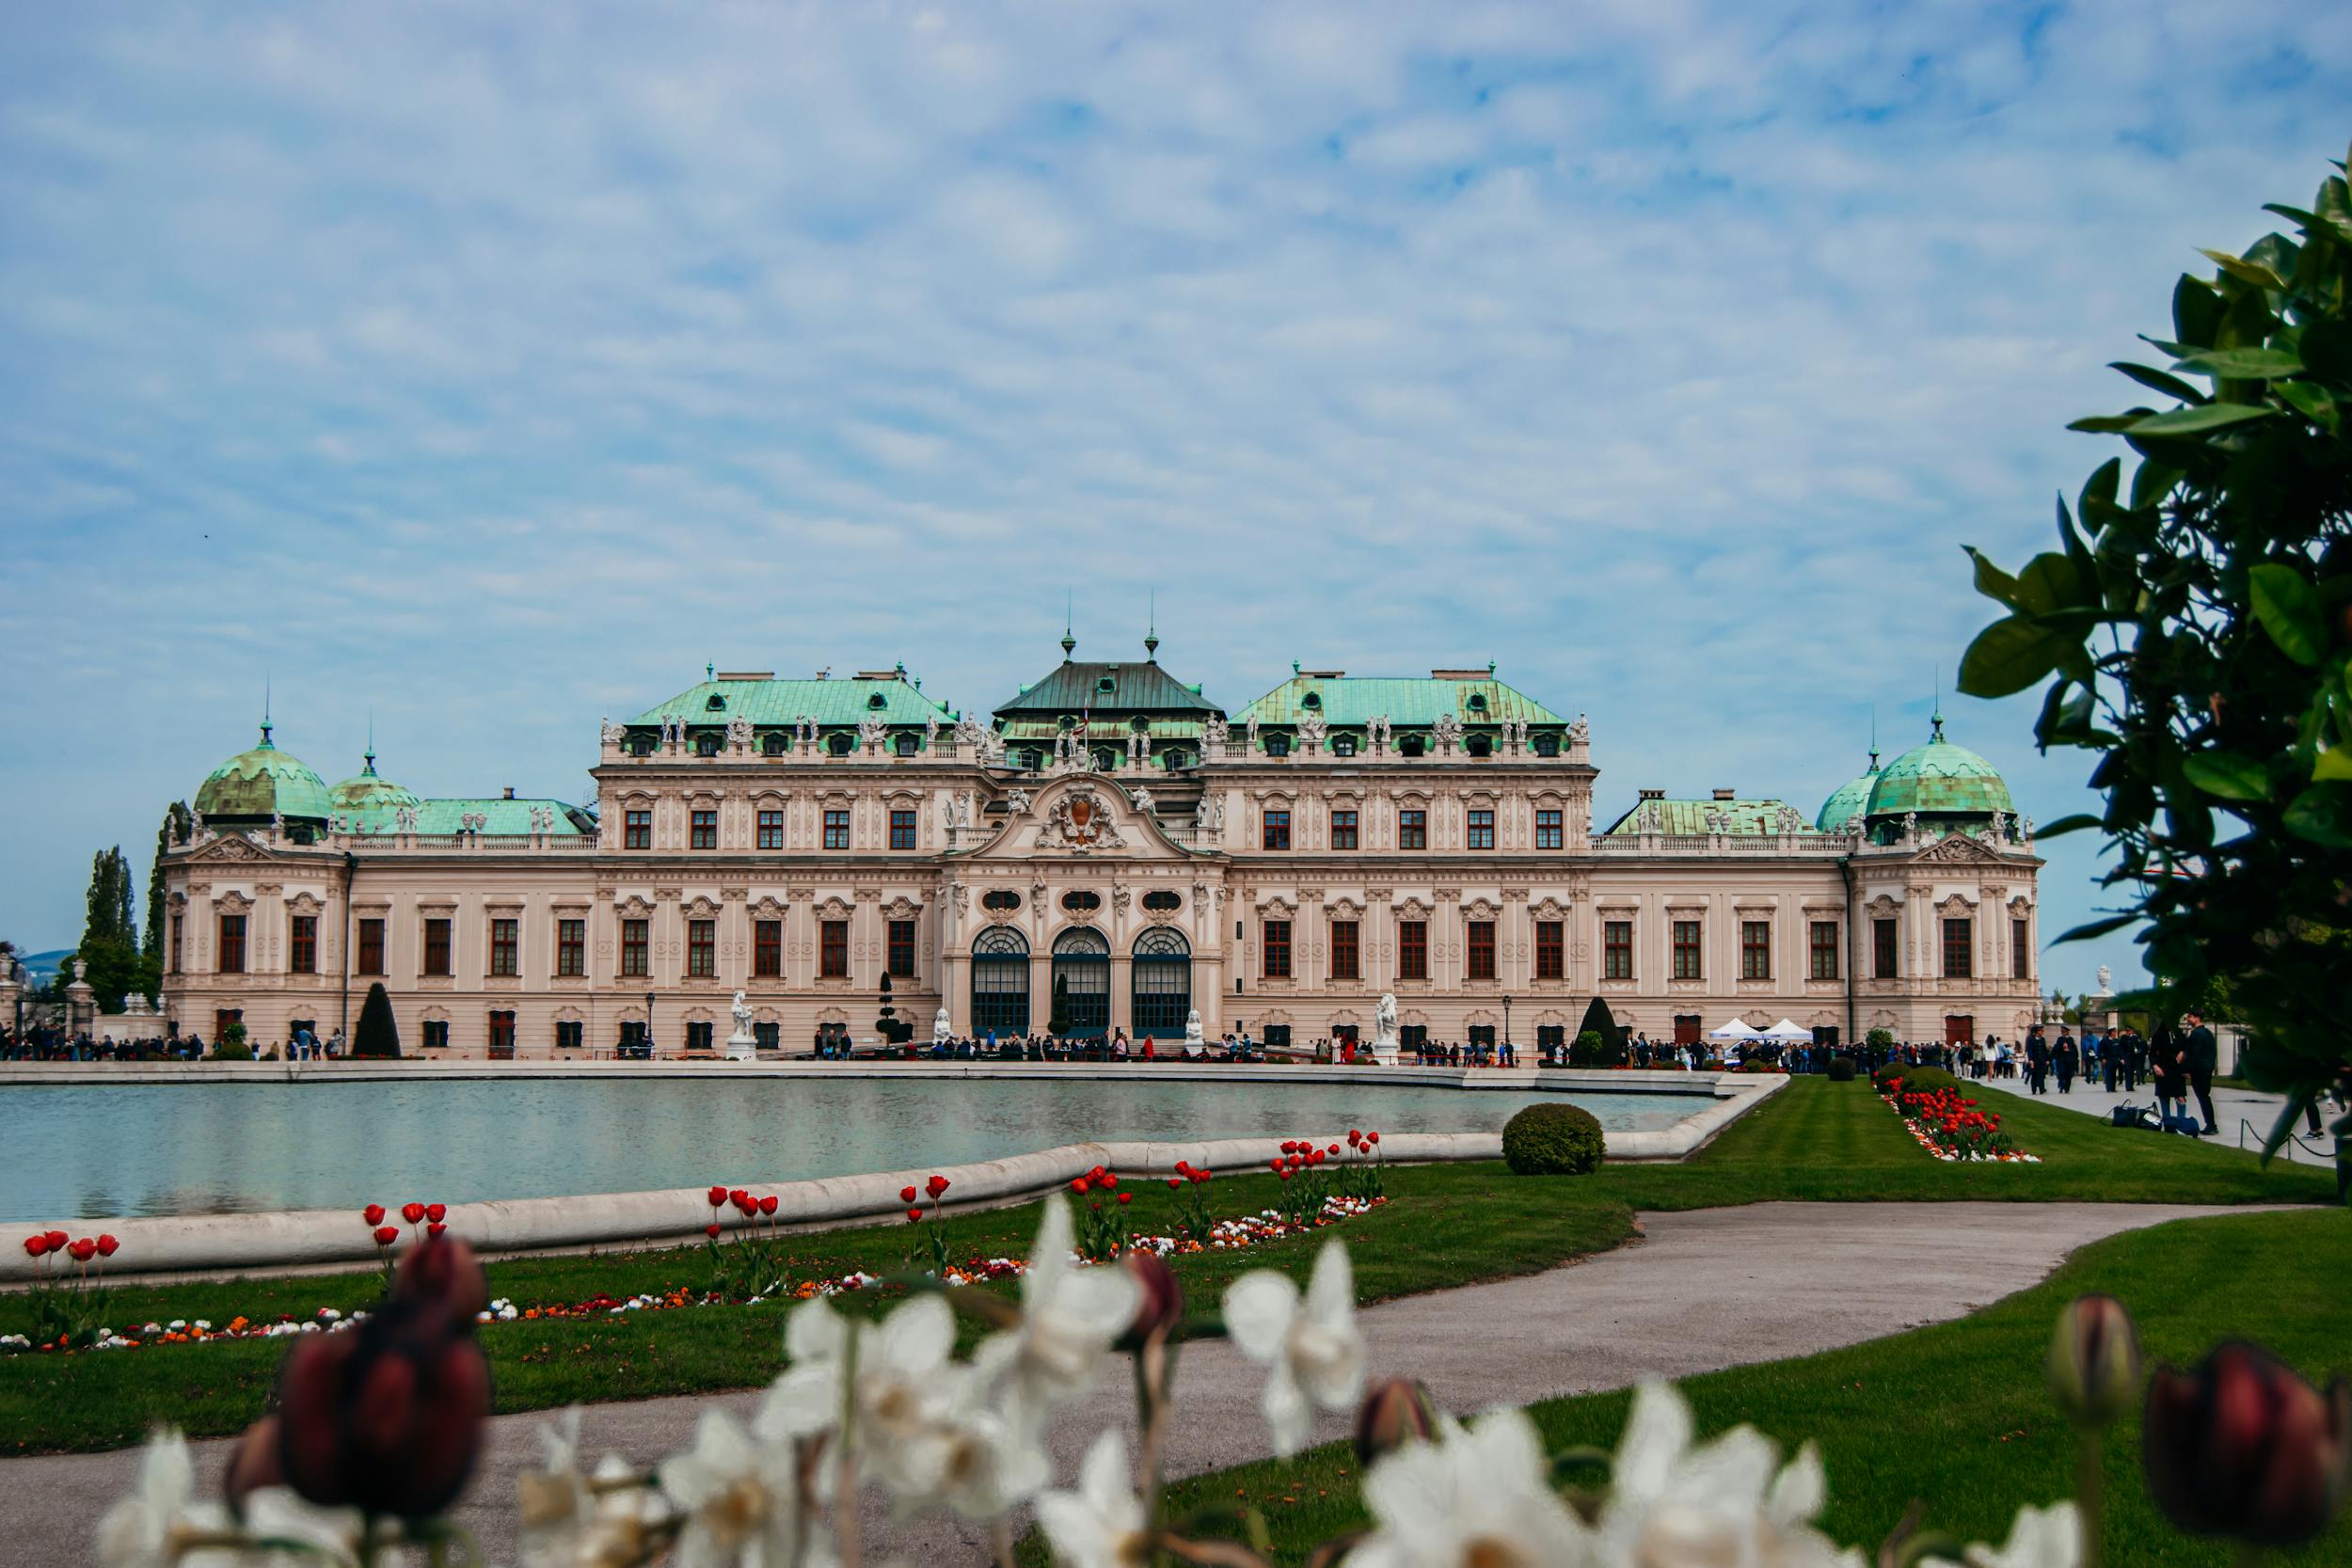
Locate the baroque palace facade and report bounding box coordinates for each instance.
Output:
[157,636,2044,1056]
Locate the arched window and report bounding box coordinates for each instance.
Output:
[866,692,887,709]
[1332,735,1357,757]
[1264,734,1291,758]
[1467,693,1488,713]
[1533,733,1559,757]
[1301,691,1322,709]
[971,926,1030,1036]
[894,733,918,756]
[1052,927,1111,1037]
[827,733,854,757]
[762,732,787,756]
[630,735,657,757]
[1132,927,1191,1038]
[1160,749,1190,770]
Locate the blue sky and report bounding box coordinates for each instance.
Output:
[3,2,2346,990]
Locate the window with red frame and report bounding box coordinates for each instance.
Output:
[755,919,781,977]
[1467,919,1496,980]
[1262,919,1291,978]
[1399,919,1428,981]
[820,920,850,977]
[1534,920,1564,980]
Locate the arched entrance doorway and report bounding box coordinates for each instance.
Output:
[1131,927,1191,1040]
[970,926,1030,1037]
[1052,926,1111,1038]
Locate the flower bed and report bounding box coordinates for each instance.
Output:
[1882,1080,2040,1163]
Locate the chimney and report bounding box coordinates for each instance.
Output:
[502,786,516,800]
[1712,787,1736,801]
[1638,787,1665,801]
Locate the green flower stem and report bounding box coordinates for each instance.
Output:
[2074,1431,2103,1568]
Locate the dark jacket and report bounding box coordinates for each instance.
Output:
[2185,1024,2217,1074]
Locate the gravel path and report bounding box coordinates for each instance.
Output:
[0,1201,2263,1565]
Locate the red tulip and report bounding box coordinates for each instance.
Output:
[733,1194,756,1215]
[96,1234,119,1258]
[926,1174,950,1199]
[425,1222,446,1238]
[424,1203,446,1225]
[43,1229,65,1250]
[2144,1341,2352,1546]
[729,1188,752,1209]
[1327,1144,1342,1155]
[1072,1178,1091,1195]
[707,1185,729,1208]
[401,1203,426,1226]
[1121,1249,1184,1340]
[900,1185,919,1203]
[1267,1158,1283,1173]
[1101,1173,1119,1190]
[1168,1179,1183,1191]
[705,1223,722,1239]
[758,1195,778,1215]
[68,1238,98,1262]
[906,1209,924,1224]
[1174,1159,1192,1175]
[1118,1192,1133,1206]
[363,1204,387,1227]
[23,1235,48,1259]
[1367,1132,1379,1145]
[1280,1141,1298,1155]
[373,1226,400,1246]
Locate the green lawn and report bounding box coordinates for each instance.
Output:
[1147,1206,2352,1568]
[2,1076,2331,1456]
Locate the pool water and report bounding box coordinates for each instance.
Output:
[3,1077,1705,1219]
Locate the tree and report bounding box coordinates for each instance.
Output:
[76,846,141,1012]
[139,802,190,1002]
[875,972,906,1045]
[1049,974,1072,1038]
[1956,142,2352,1153]
[1575,996,1626,1063]
[353,982,401,1058]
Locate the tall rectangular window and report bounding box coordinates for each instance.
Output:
[1740,920,1771,981]
[422,1020,449,1051]
[290,914,318,974]
[1262,919,1291,978]
[890,809,917,850]
[558,918,585,977]
[1263,809,1291,850]
[823,810,850,851]
[1604,920,1633,980]
[1809,921,1839,981]
[622,918,649,977]
[688,919,716,977]
[1873,918,1899,979]
[1535,809,1563,849]
[755,920,782,977]
[690,809,718,849]
[169,913,183,974]
[757,809,784,850]
[217,914,246,974]
[1467,920,1497,980]
[887,919,916,977]
[1329,809,1358,850]
[1398,809,1426,850]
[1535,920,1564,980]
[687,1021,714,1052]
[820,920,850,977]
[2011,918,2030,980]
[422,918,452,977]
[488,1010,516,1056]
[490,918,518,977]
[1330,920,1359,980]
[625,809,651,849]
[1943,918,1974,979]
[1466,808,1495,849]
[1672,919,1703,980]
[556,1020,583,1051]
[1399,920,1428,981]
[358,918,384,975]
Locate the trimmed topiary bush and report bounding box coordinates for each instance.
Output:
[1502,1101,1606,1176]
[212,1039,253,1062]
[1825,1055,1858,1083]
[354,981,401,1058]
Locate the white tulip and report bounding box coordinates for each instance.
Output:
[1349,1408,1591,1568]
[1221,1240,1366,1457]
[1034,1429,1150,1568]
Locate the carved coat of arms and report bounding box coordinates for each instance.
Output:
[1036,784,1126,853]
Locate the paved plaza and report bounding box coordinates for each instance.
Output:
[1970,1070,2345,1170]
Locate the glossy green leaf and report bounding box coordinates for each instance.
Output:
[2108,362,2206,404]
[2182,752,2272,800]
[2055,914,2141,943]
[2016,551,2093,613]
[2068,414,2145,434]
[2277,380,2340,435]
[2249,563,2325,666]
[1963,546,2021,608]
[2280,783,2352,847]
[2129,460,2183,510]
[2171,276,2222,349]
[2171,346,2304,379]
[1958,616,2071,699]
[2314,748,2352,782]
[2126,403,2275,436]
[2031,814,2105,839]
[2201,247,2287,291]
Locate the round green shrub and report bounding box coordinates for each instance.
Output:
[212,1040,254,1062]
[1877,1064,1961,1099]
[1566,1029,1607,1067]
[1825,1056,1857,1083]
[1502,1101,1606,1176]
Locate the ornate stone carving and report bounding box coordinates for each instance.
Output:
[601,716,626,748]
[1130,784,1154,817]
[727,716,753,748]
[1431,713,1464,750]
[954,715,989,752]
[1035,783,1126,853]
[1193,794,1225,832]
[1296,711,1327,747]
[857,715,886,749]
[1007,788,1032,816]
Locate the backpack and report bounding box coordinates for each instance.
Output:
[2111,1102,2157,1130]
[2162,1112,2205,1136]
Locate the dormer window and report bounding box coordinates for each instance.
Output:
[630,736,657,757]
[1400,735,1426,758]
[1021,749,1044,770]
[894,732,918,756]
[1466,693,1487,713]
[1333,735,1357,757]
[866,692,886,710]
[1533,733,1560,758]
[696,733,722,757]
[827,733,854,757]
[1265,734,1291,758]
[762,733,787,756]
[1467,736,1492,758]
[706,694,726,711]
[1301,691,1322,709]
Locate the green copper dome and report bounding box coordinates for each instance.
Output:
[1865,716,2013,821]
[195,723,333,822]
[1816,759,1880,832]
[330,749,421,814]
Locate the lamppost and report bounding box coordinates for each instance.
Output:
[644,990,656,1057]
[1502,995,1513,1065]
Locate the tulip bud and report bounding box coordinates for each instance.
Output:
[395,1236,489,1323]
[400,1203,426,1226]
[2143,1341,2352,1547]
[224,1415,283,1511]
[1355,1377,1440,1465]
[363,1204,387,1227]
[2047,1293,2141,1428]
[1121,1249,1184,1341]
[759,1195,778,1216]
[96,1233,119,1258]
[424,1203,447,1225]
[707,1185,728,1209]
[900,1185,918,1204]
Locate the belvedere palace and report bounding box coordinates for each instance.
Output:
[155,634,2043,1056]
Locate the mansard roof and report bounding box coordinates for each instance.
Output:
[1232,670,1567,728]
[1603,797,1807,835]
[628,670,952,728]
[340,798,595,836]
[993,660,1223,719]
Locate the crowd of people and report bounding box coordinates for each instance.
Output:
[1,1022,343,1062]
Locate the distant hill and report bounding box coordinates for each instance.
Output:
[9,948,73,986]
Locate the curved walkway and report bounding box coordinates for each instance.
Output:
[0,1201,2262,1566]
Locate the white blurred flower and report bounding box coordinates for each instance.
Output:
[96,1431,215,1568]
[659,1410,803,1568]
[1034,1430,1149,1568]
[1594,1381,1867,1568]
[1348,1408,1590,1568]
[981,1197,1140,1433]
[879,1345,1051,1521]
[1221,1240,1366,1456]
[519,1409,671,1568]
[1924,1502,2083,1568]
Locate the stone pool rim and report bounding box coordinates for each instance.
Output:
[1,1067,1784,1283]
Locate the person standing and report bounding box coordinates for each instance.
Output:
[2054,1029,2078,1094]
[2025,1025,2049,1096]
[2184,1010,2219,1134]
[2149,1023,2183,1128]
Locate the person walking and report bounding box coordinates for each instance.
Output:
[2054,1029,2078,1094]
[2184,1010,2220,1135]
[2025,1025,2049,1096]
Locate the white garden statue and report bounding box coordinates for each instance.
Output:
[723,990,757,1061]
[1183,1006,1206,1056]
[1372,991,1400,1065]
[933,1006,951,1046]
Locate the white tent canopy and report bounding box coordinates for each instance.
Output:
[1708,1018,1764,1041]
[1760,1019,1814,1043]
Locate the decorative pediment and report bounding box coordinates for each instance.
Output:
[959,776,1193,863]
[682,895,723,920]
[614,894,656,918]
[1530,895,1569,922]
[749,895,788,920]
[1461,896,1500,921]
[882,895,923,920]
[1327,895,1365,919]
[1937,893,1979,917]
[190,835,266,863]
[815,895,856,921]
[1864,894,1900,918]
[1916,833,2001,865]
[1256,893,1298,917]
[1392,895,1433,920]
[2009,895,2033,917]
[286,891,323,913]
[213,889,254,913]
